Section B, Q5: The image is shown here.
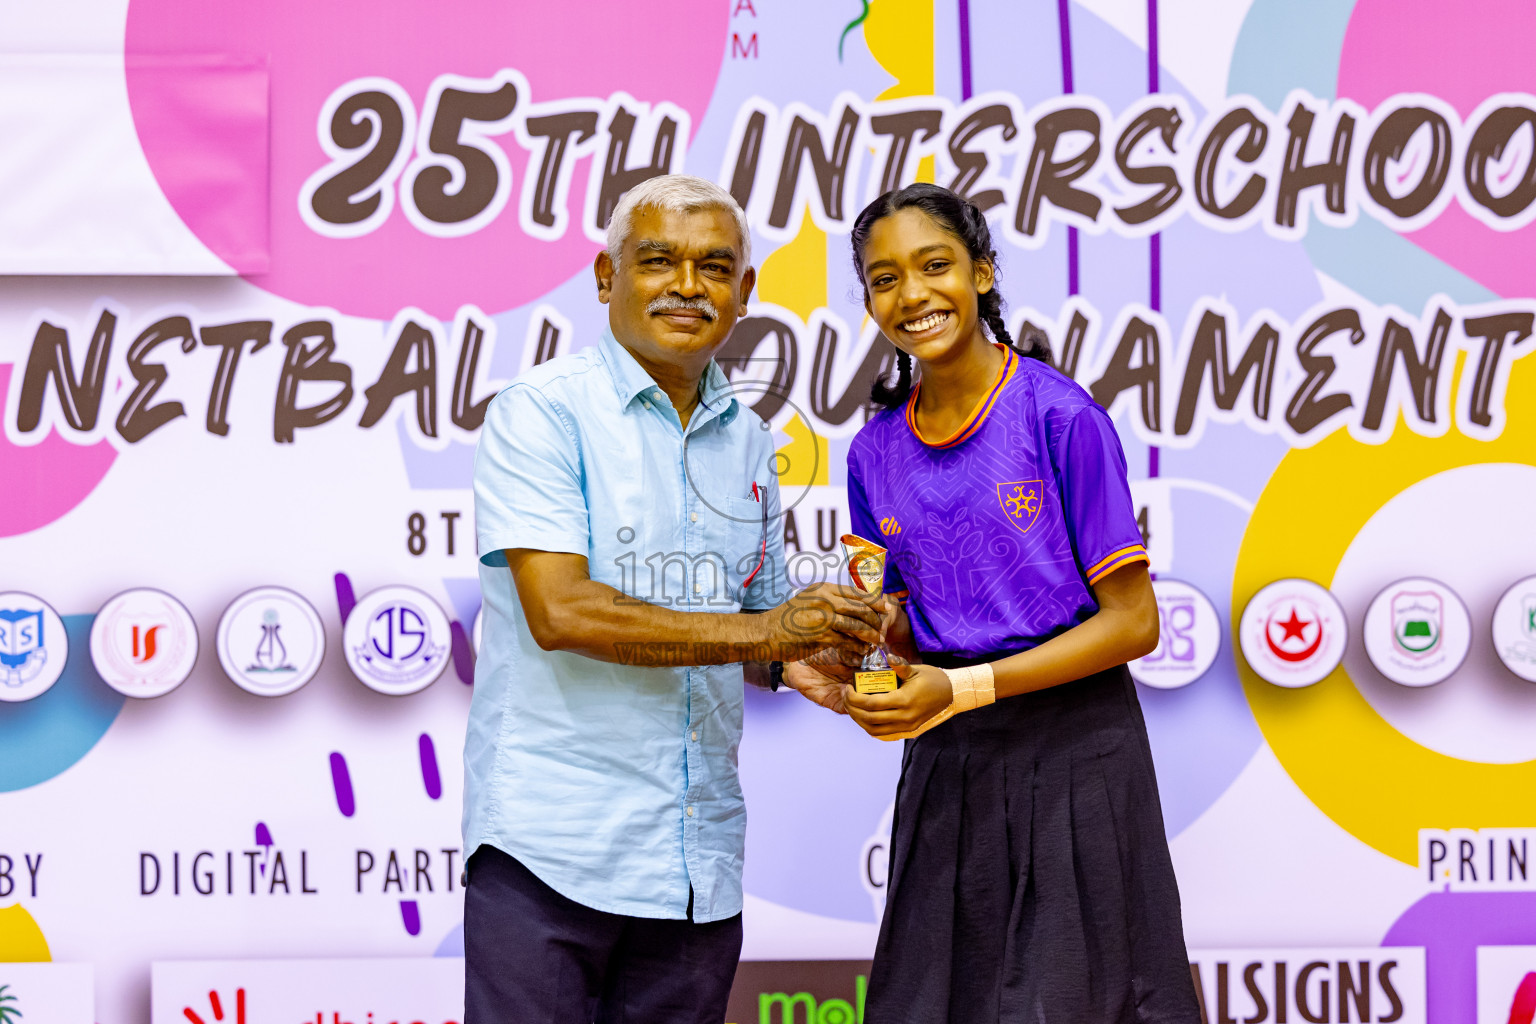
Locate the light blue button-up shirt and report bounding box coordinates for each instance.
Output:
[466,329,786,922]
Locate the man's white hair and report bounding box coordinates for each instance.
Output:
[605,174,752,268]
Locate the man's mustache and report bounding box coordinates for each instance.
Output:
[647,295,718,321]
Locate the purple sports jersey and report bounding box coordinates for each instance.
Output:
[847,347,1149,661]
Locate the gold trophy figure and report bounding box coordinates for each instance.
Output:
[840,533,899,694]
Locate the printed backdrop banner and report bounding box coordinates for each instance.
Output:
[2,1,1536,1023]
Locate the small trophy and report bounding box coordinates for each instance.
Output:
[840,533,899,694]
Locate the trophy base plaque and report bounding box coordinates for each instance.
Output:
[854,669,899,694]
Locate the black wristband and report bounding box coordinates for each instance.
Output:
[769,660,784,692]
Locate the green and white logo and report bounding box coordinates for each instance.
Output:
[1391,591,1442,656]
[1364,578,1470,687]
[1492,577,1536,683]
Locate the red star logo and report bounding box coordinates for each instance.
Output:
[1276,608,1311,643]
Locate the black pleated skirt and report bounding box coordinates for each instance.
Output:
[865,662,1202,1024]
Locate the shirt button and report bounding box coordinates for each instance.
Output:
[690,512,698,523]
[686,806,695,818]
[642,400,652,410]
[691,730,698,742]
[694,582,703,594]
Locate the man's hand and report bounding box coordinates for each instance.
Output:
[781,647,863,714]
[761,582,883,659]
[844,660,953,738]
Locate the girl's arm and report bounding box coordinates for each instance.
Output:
[844,562,1158,738]
[990,561,1157,697]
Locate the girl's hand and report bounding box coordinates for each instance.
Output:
[844,661,952,738]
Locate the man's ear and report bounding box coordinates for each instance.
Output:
[594,250,615,304]
[736,266,757,316]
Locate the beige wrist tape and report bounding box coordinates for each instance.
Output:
[881,662,996,741]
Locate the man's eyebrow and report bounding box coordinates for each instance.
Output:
[632,239,674,256]
[701,247,738,262]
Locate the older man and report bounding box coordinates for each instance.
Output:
[465,174,878,1023]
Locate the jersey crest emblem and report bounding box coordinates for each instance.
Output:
[996,480,1044,535]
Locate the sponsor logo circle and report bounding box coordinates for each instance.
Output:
[1129,579,1222,690]
[1492,574,1536,683]
[216,587,326,696]
[89,588,199,698]
[343,585,450,696]
[1238,578,1348,688]
[0,591,68,702]
[1362,577,1471,687]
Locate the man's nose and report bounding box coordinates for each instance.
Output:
[673,260,703,296]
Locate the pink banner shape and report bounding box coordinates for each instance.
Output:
[127,54,270,274]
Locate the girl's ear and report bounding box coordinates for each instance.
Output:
[974,257,995,296]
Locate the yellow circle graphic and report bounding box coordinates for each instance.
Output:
[1233,354,1536,864]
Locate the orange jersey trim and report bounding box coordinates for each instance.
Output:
[1085,545,1150,584]
[905,346,1017,449]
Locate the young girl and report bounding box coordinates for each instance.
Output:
[790,184,1201,1023]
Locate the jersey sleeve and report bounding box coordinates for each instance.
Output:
[474,384,589,567]
[1056,405,1149,585]
[846,443,908,598]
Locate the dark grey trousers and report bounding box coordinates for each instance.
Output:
[464,845,742,1024]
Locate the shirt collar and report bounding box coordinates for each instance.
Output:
[599,328,739,426]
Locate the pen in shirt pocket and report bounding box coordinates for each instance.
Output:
[743,480,768,588]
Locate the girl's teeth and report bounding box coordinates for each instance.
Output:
[903,312,946,332]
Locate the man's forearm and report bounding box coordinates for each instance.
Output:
[523,575,817,666]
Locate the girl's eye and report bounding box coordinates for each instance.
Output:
[926,260,950,272]
[872,275,895,287]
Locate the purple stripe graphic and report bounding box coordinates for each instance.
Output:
[450,619,475,685]
[1067,228,1080,297]
[419,732,442,800]
[1056,0,1075,93]
[1147,0,1162,479]
[1057,0,1079,297]
[329,751,355,817]
[333,571,357,624]
[958,0,974,101]
[400,899,422,936]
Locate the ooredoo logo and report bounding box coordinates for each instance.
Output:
[342,585,450,696]
[90,588,199,698]
[216,587,327,696]
[183,988,245,1024]
[1239,579,1347,688]
[1362,578,1470,687]
[0,591,67,702]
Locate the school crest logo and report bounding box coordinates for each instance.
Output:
[0,592,69,702]
[1238,578,1347,688]
[1364,577,1470,687]
[1391,590,1441,657]
[1490,575,1536,682]
[343,585,450,696]
[217,586,327,697]
[996,480,1044,535]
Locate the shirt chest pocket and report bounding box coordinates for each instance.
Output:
[695,495,766,607]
